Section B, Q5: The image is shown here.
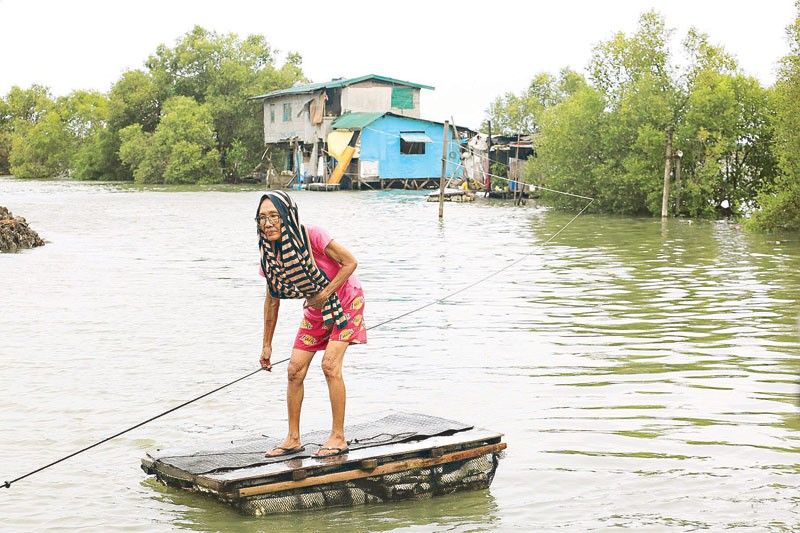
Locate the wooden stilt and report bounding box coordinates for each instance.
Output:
[439,120,449,219]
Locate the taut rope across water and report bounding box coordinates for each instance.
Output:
[2,185,592,490]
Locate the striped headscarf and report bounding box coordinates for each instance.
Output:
[256,191,347,328]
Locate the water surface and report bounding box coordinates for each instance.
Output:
[1,178,798,531]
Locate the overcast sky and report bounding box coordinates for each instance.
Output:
[0,0,796,128]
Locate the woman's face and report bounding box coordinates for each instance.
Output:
[257,198,283,242]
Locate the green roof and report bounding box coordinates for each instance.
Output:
[331,112,386,129]
[251,74,434,100]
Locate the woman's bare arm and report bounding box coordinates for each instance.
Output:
[260,289,280,369]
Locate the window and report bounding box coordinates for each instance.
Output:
[391,87,414,109]
[283,103,292,122]
[270,104,275,123]
[399,131,432,155]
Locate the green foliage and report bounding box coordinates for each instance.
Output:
[9,111,72,178]
[3,85,53,126]
[0,98,10,172]
[525,85,610,210]
[522,12,684,215]
[0,85,55,174]
[144,26,304,181]
[164,141,220,184]
[772,60,800,182]
[589,11,674,106]
[750,1,800,231]
[72,128,125,181]
[225,139,257,180]
[119,96,221,184]
[516,11,780,220]
[57,90,109,138]
[3,88,130,180]
[490,161,507,180]
[0,131,11,175]
[57,90,129,181]
[109,70,164,132]
[3,26,303,183]
[7,88,76,179]
[118,124,156,182]
[485,69,586,135]
[679,71,776,217]
[748,178,800,231]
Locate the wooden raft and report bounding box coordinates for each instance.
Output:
[426,188,476,203]
[141,412,506,516]
[306,182,340,191]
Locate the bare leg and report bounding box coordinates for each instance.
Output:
[317,340,349,456]
[266,348,314,456]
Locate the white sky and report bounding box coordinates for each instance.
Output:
[0,0,795,129]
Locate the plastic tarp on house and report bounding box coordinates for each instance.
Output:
[360,160,379,177]
[391,87,414,109]
[308,93,325,125]
[327,131,359,161]
[462,133,489,183]
[399,132,433,143]
[308,142,319,177]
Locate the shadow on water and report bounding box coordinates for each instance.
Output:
[144,478,501,532]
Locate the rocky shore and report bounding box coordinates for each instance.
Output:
[0,206,45,252]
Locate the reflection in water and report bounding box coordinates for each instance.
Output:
[0,179,798,531]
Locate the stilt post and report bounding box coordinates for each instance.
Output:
[661,128,674,218]
[514,133,521,206]
[673,150,683,216]
[439,120,449,219]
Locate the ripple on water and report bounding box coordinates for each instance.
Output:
[0,180,799,531]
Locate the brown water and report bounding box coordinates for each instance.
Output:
[1,178,798,532]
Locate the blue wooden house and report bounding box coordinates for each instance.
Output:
[328,112,463,189]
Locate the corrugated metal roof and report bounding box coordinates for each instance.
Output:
[331,112,386,129]
[250,74,435,100]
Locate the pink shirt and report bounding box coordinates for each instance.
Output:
[260,225,362,304]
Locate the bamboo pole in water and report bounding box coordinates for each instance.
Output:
[661,128,673,218]
[486,121,492,197]
[674,150,683,216]
[514,133,521,206]
[450,117,461,187]
[439,120,449,219]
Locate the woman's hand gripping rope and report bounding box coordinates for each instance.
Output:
[260,345,273,371]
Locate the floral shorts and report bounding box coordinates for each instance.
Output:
[294,293,367,352]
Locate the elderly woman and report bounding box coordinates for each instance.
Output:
[256,191,366,458]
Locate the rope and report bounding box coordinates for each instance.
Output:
[347,431,418,445]
[154,430,421,461]
[445,158,595,201]
[1,366,274,489]
[2,172,593,490]
[357,125,589,201]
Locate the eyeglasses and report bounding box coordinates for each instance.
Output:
[255,214,282,226]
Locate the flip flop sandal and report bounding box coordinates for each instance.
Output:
[315,446,350,457]
[264,445,305,458]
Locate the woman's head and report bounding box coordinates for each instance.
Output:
[256,196,283,242]
[256,191,298,243]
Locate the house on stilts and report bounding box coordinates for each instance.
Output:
[251,74,463,189]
